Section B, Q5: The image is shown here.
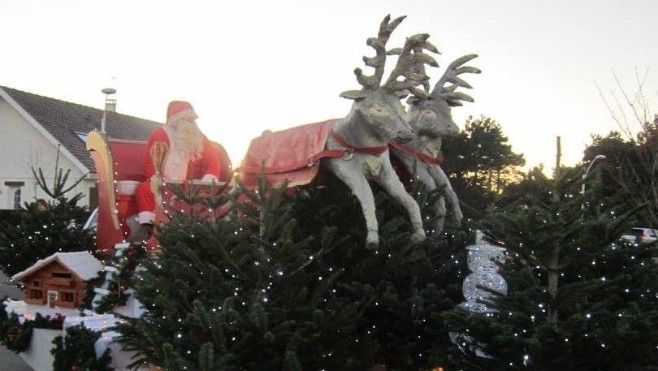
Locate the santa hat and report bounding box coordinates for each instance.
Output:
[166,100,198,124]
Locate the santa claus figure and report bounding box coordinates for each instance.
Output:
[128,100,223,242]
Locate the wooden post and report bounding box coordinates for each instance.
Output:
[554,136,562,178]
[548,135,562,322]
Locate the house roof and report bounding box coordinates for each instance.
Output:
[12,251,103,282]
[0,86,162,173]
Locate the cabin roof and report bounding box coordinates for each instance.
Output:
[12,251,103,282]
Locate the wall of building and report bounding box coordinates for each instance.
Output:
[0,100,96,210]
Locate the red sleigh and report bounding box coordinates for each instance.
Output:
[86,131,232,256]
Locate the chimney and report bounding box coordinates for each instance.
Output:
[100,86,117,133]
[102,87,117,112]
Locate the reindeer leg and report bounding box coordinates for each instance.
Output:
[433,197,447,234]
[375,161,426,244]
[328,162,380,249]
[410,162,445,235]
[428,165,463,228]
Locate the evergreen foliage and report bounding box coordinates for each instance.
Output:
[31,164,87,202]
[442,115,526,218]
[585,118,658,227]
[0,298,65,353]
[116,175,472,370]
[81,243,149,314]
[442,169,658,370]
[0,166,95,276]
[51,325,112,371]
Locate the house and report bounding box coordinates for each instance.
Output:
[0,85,161,210]
[12,251,103,309]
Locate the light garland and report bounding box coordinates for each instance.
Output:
[450,230,508,358]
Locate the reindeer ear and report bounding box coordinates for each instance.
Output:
[339,90,367,100]
[395,89,410,99]
[406,95,420,105]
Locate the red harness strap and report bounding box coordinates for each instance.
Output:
[306,130,389,165]
[389,141,443,165]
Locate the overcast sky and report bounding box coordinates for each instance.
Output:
[1,0,656,172]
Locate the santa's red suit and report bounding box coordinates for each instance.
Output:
[134,101,222,226]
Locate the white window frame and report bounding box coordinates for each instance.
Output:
[47,290,58,308]
[12,188,21,209]
[4,182,24,210]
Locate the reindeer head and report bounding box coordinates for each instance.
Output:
[407,54,480,139]
[339,15,439,144]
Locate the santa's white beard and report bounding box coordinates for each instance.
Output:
[172,122,204,160]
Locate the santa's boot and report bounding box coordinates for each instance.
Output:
[128,223,153,243]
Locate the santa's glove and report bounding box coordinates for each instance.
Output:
[201,174,218,183]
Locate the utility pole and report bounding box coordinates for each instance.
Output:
[554,136,562,179]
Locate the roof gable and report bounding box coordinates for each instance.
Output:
[12,251,103,282]
[0,86,162,173]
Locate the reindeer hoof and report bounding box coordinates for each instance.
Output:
[366,231,380,250]
[446,215,462,228]
[411,229,426,243]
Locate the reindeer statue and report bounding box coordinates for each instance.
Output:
[390,54,480,233]
[239,15,439,249]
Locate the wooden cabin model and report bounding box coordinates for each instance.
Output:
[12,252,102,309]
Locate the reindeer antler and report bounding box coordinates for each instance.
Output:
[384,34,439,97]
[341,15,438,99]
[431,54,481,106]
[352,15,405,90]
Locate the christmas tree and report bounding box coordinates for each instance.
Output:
[115,174,473,370]
[0,166,95,277]
[443,167,658,370]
